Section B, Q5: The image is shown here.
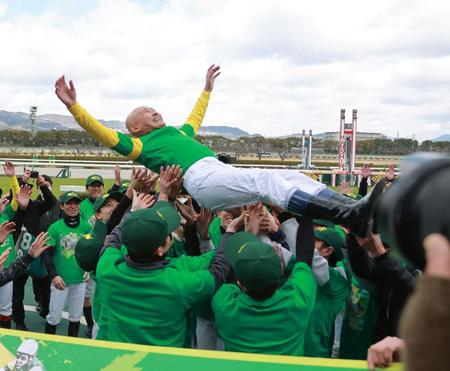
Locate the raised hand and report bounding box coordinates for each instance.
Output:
[361,164,372,179]
[176,196,197,227]
[28,232,50,258]
[338,181,352,196]
[196,208,213,240]
[385,165,396,181]
[0,221,15,244]
[114,164,121,186]
[159,165,183,202]
[204,64,221,92]
[260,208,279,234]
[244,203,266,235]
[130,190,155,212]
[16,184,32,210]
[55,75,77,108]
[3,161,15,177]
[0,248,11,269]
[226,212,247,234]
[0,198,9,214]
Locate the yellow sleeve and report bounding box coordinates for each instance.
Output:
[10,176,19,211]
[69,103,143,160]
[69,103,120,148]
[185,90,210,134]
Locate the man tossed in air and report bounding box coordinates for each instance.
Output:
[55,66,383,236]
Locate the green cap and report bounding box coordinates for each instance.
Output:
[224,232,282,293]
[314,219,346,239]
[60,191,82,203]
[314,226,344,261]
[75,220,107,272]
[122,205,180,255]
[86,174,104,186]
[93,192,123,213]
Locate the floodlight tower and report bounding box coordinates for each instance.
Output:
[30,106,37,138]
[338,108,357,173]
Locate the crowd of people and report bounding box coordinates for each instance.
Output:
[0,65,448,371]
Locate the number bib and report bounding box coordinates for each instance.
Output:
[16,230,47,278]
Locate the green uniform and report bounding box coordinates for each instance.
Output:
[208,216,222,249]
[47,219,91,284]
[96,248,215,346]
[79,198,96,223]
[304,267,350,357]
[339,275,379,360]
[69,91,216,174]
[0,208,16,267]
[212,262,316,356]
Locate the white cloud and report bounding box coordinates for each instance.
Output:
[0,0,449,140]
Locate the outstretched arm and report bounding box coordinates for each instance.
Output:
[182,65,221,136]
[55,75,142,160]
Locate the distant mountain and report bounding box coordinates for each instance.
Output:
[197,126,251,138]
[433,134,450,142]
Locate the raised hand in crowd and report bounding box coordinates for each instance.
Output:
[55,75,77,109]
[176,196,197,226]
[356,233,387,257]
[28,232,50,258]
[16,184,32,210]
[196,208,213,241]
[204,64,221,92]
[3,161,15,177]
[226,211,246,233]
[0,248,11,269]
[130,190,155,212]
[159,165,183,202]
[0,197,9,214]
[361,163,372,179]
[259,207,279,234]
[338,181,352,196]
[245,203,265,235]
[385,165,396,182]
[367,336,404,370]
[424,233,450,279]
[0,221,16,245]
[114,164,121,186]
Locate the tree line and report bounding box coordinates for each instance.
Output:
[0,129,448,156]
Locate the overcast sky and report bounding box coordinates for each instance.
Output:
[0,0,449,141]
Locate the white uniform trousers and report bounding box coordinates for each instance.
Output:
[46,282,86,325]
[0,281,13,316]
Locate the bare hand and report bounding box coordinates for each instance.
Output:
[131,190,156,212]
[385,165,396,181]
[0,221,16,244]
[52,276,66,290]
[55,75,77,108]
[338,181,352,196]
[204,64,221,92]
[355,233,386,257]
[260,209,279,234]
[114,164,121,186]
[159,165,183,202]
[245,203,266,235]
[0,198,9,214]
[28,232,50,258]
[83,272,90,282]
[367,336,404,370]
[226,212,247,233]
[176,196,197,226]
[3,161,15,177]
[16,184,32,210]
[0,248,11,269]
[196,208,213,240]
[361,164,372,179]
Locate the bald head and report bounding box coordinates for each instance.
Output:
[125,106,166,137]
